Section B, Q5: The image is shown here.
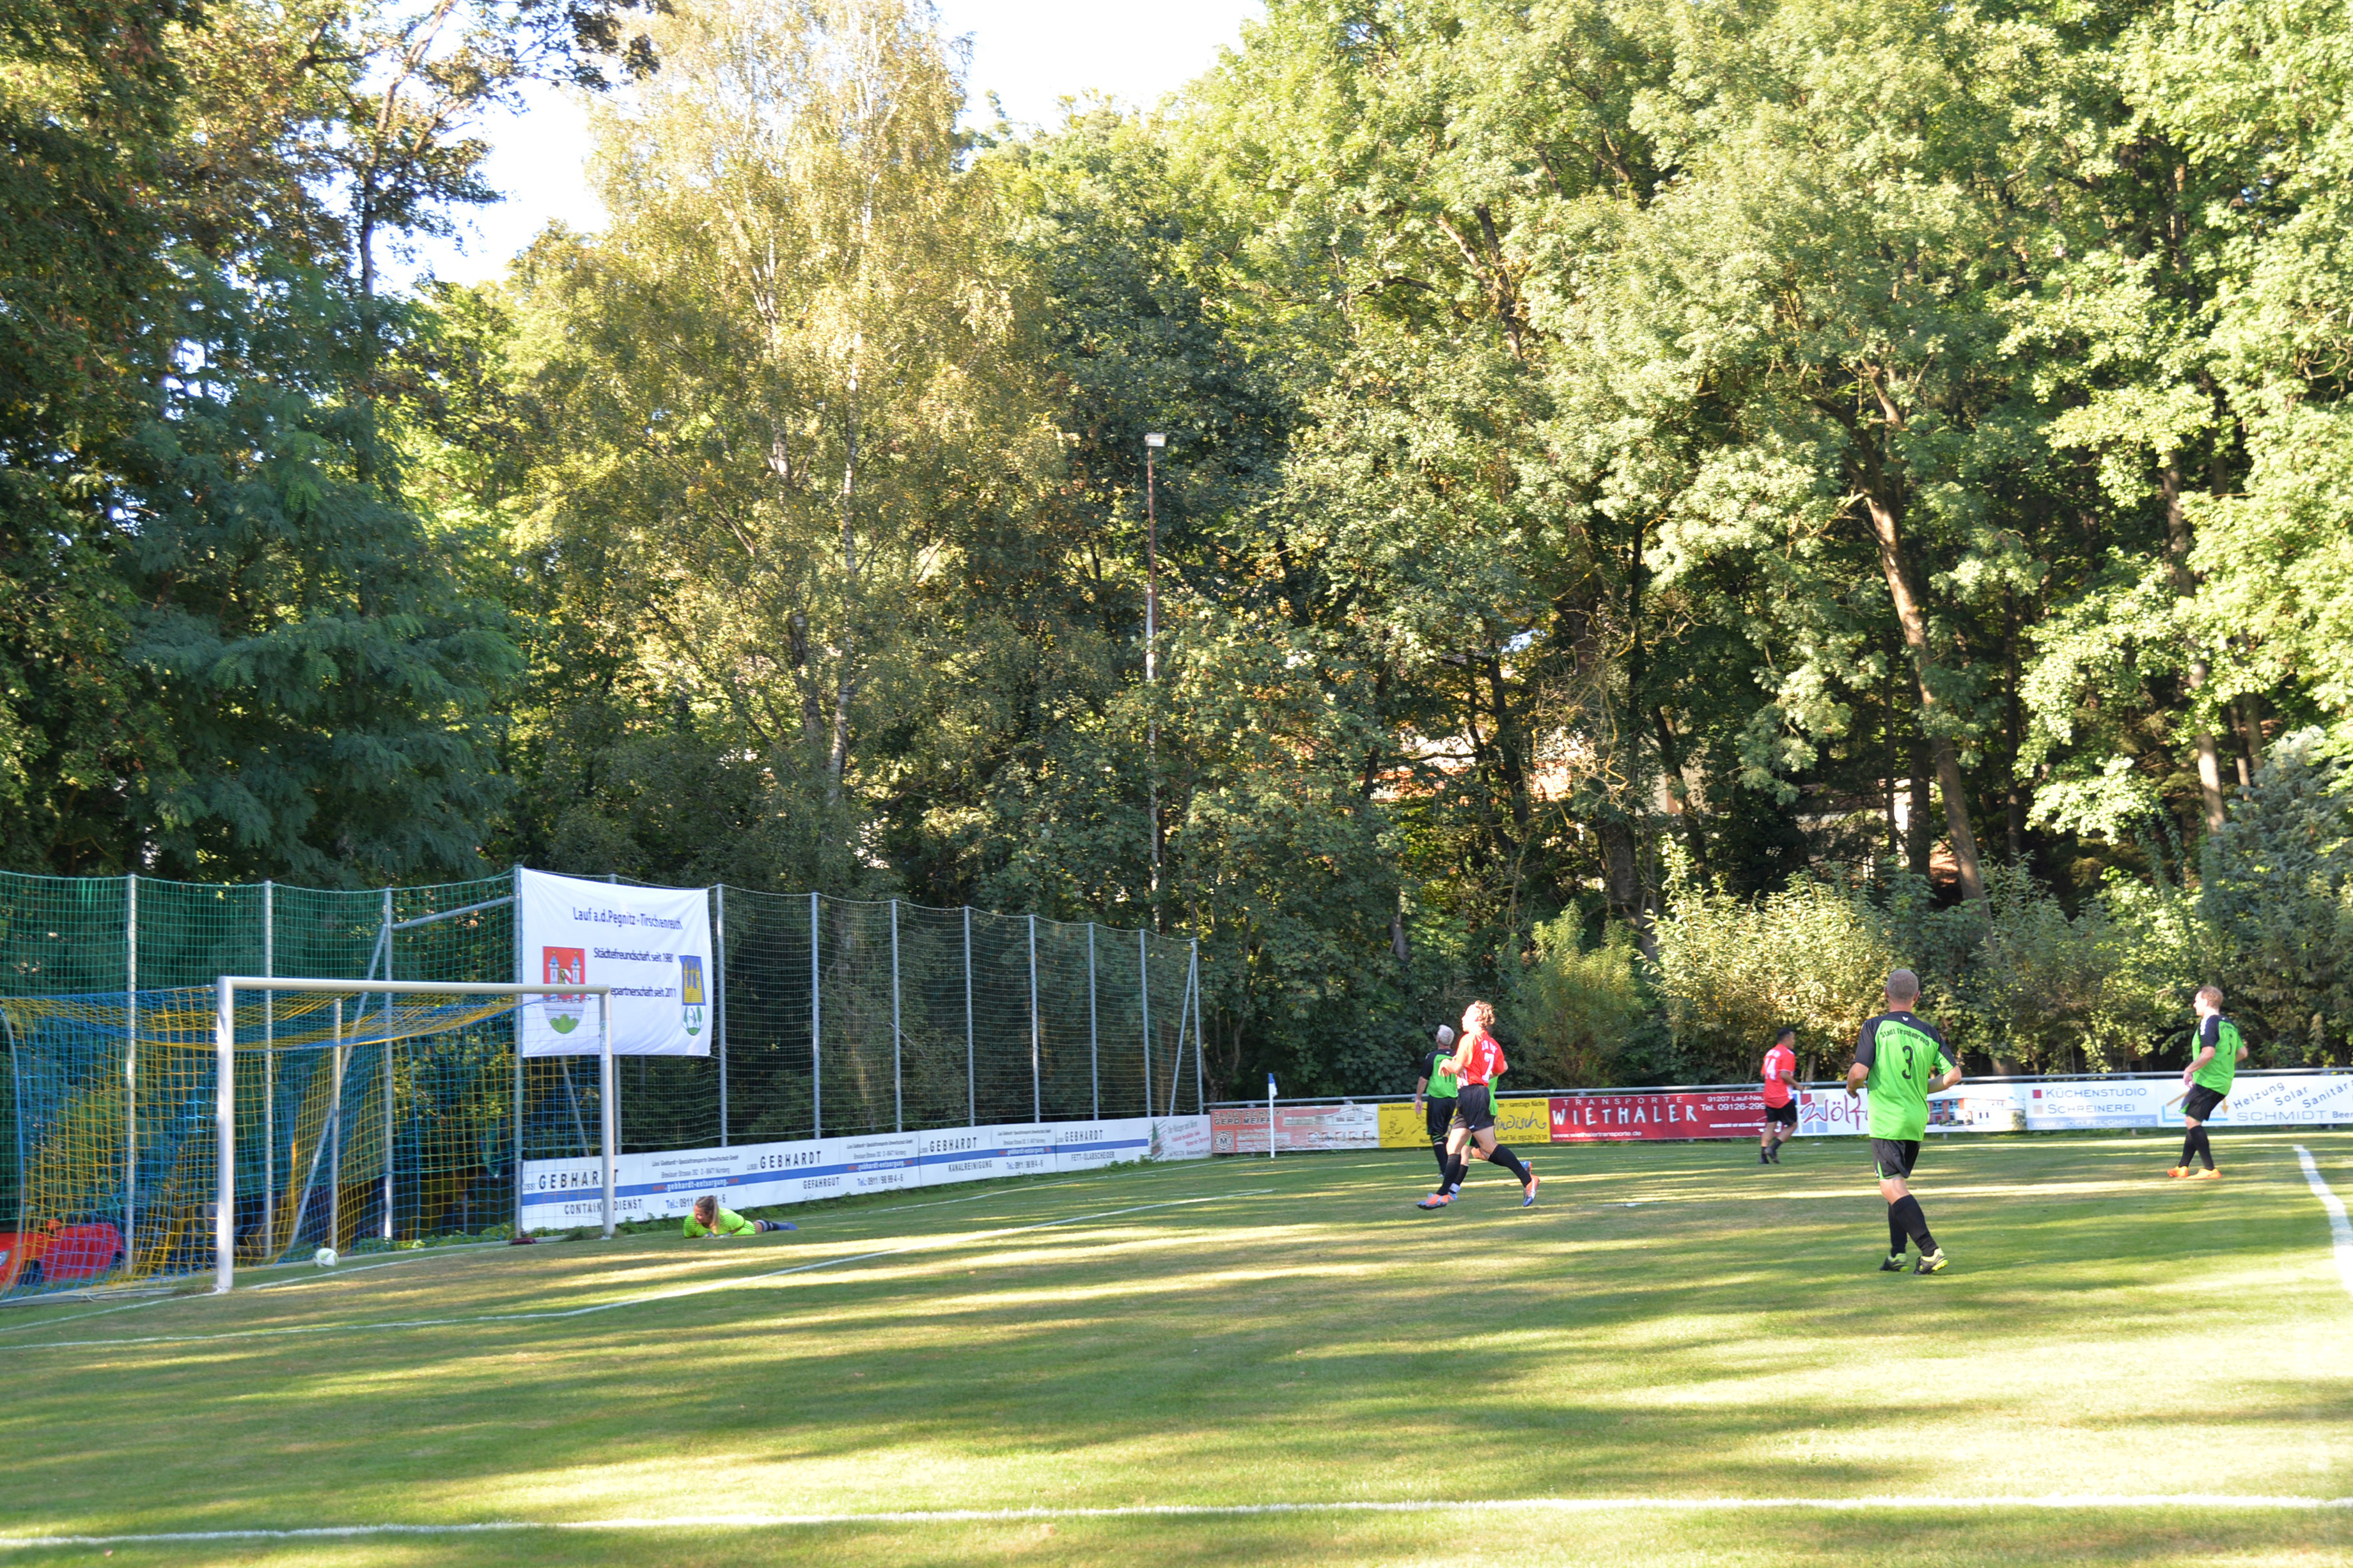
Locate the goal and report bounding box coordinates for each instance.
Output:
[204,978,616,1292]
[0,978,614,1299]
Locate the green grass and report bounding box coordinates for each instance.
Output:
[1,1131,2349,1566]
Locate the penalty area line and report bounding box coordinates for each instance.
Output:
[2293,1145,2353,1300]
[5,1494,2352,1546]
[0,1191,1276,1355]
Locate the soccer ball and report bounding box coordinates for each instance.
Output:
[313,1246,338,1269]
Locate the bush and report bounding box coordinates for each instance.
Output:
[1650,862,1902,1083]
[1506,917,1646,1086]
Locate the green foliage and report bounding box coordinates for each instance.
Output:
[2197,732,2353,1061]
[12,0,2353,1098]
[1505,917,1648,1087]
[1652,862,1904,1083]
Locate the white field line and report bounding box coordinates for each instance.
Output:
[0,1294,182,1336]
[3,1494,2350,1547]
[0,1192,1274,1355]
[251,1243,515,1293]
[2294,1145,2353,1300]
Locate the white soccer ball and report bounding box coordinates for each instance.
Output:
[313,1246,338,1269]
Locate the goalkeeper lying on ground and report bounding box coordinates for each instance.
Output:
[684,1193,797,1238]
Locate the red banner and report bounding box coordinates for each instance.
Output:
[1549,1090,1767,1142]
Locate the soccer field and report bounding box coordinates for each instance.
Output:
[1,1133,2349,1566]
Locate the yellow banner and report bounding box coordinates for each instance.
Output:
[1378,1098,1547,1148]
[1378,1102,1427,1148]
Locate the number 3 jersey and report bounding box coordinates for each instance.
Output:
[1852,1011,1955,1141]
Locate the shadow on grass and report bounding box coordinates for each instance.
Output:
[0,1135,2348,1537]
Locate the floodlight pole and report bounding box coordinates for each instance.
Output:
[1144,432,1164,924]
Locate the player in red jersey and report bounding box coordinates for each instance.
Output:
[1759,1027,1798,1165]
[1418,1001,1538,1210]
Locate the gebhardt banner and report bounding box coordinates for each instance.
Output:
[521,1114,1212,1227]
[516,868,714,1057]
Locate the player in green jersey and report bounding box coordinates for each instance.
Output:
[1412,1024,1461,1191]
[684,1193,796,1238]
[1845,969,1964,1275]
[2171,985,2246,1179]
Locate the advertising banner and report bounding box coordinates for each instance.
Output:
[2021,1073,2353,1131]
[1212,1103,1379,1154]
[1379,1101,1428,1149]
[1928,1083,2030,1132]
[516,868,713,1057]
[1549,1089,1765,1142]
[520,1114,1211,1229]
[1797,1088,1870,1138]
[1375,1097,1549,1149]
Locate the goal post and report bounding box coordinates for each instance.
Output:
[209,977,615,1294]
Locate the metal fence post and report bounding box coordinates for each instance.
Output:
[262,880,274,1260]
[123,873,137,1275]
[891,899,902,1134]
[380,887,395,1241]
[714,884,728,1147]
[1191,940,1205,1115]
[963,906,975,1126]
[1088,924,1099,1121]
[1139,929,1152,1120]
[810,890,822,1140]
[511,864,526,1237]
[1028,914,1041,1124]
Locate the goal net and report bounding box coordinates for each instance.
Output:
[0,979,612,1297]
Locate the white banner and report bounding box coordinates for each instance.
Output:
[516,868,713,1057]
[1790,1075,2352,1136]
[1795,1087,1870,1137]
[2022,1073,2353,1131]
[520,1115,1212,1229]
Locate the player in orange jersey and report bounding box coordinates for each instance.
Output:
[1759,1027,1798,1164]
[1418,1001,1538,1210]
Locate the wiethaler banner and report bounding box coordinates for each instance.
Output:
[516,867,714,1057]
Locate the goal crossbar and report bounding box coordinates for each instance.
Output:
[211,977,616,1294]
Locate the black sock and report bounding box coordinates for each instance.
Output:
[1888,1206,1908,1256]
[2194,1127,2216,1170]
[1891,1194,1935,1254]
[2179,1128,2200,1168]
[1442,1154,1466,1193]
[1487,1144,1531,1183]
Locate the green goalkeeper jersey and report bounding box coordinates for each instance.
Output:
[2192,1016,2244,1093]
[1853,1011,1955,1141]
[684,1206,755,1238]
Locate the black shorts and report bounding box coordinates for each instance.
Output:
[1425,1095,1456,1141]
[1448,1085,1496,1134]
[1764,1101,1797,1128]
[1870,1138,1921,1180]
[2182,1084,2227,1123]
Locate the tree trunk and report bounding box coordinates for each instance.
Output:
[2005,600,2026,864]
[1652,706,1709,873]
[2159,465,2226,832]
[1598,817,1656,961]
[1907,735,1933,882]
[829,402,860,805]
[1861,490,1987,901]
